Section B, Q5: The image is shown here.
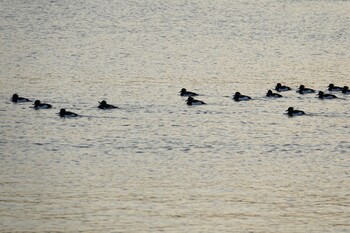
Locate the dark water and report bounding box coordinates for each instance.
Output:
[0,0,349,232]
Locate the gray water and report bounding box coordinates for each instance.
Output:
[0,0,349,232]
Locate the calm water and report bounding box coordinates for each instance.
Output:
[1,0,349,232]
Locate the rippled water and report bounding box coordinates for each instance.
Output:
[1,0,349,232]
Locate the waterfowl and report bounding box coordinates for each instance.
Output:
[297,85,315,94]
[98,100,118,109]
[59,109,78,117]
[342,86,350,94]
[275,83,291,92]
[266,90,282,98]
[233,92,251,101]
[33,100,52,109]
[286,107,305,116]
[11,94,31,102]
[180,88,198,97]
[318,91,337,99]
[328,83,342,91]
[186,96,205,105]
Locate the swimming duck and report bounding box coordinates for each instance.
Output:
[33,100,52,109]
[98,100,118,109]
[186,96,206,105]
[180,88,198,97]
[275,83,291,92]
[266,90,282,98]
[233,92,251,101]
[342,86,350,94]
[318,91,337,99]
[328,83,342,91]
[297,85,315,94]
[286,107,305,116]
[11,94,31,103]
[59,109,78,117]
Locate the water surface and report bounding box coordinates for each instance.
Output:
[0,0,349,232]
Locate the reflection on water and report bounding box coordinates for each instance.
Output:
[0,0,349,232]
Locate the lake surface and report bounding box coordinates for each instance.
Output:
[0,0,349,232]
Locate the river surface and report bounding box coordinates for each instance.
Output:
[0,0,349,232]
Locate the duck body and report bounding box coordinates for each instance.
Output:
[186,96,205,105]
[318,91,337,99]
[59,109,78,117]
[286,107,305,116]
[266,90,282,98]
[297,85,315,94]
[233,92,251,101]
[328,83,342,91]
[98,100,118,109]
[11,94,31,103]
[180,88,198,97]
[275,83,291,92]
[33,100,52,109]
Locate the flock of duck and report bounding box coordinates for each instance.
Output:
[10,83,349,117]
[181,83,349,116]
[11,94,118,117]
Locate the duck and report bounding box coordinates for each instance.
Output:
[59,109,79,117]
[328,83,342,91]
[233,92,251,101]
[186,96,206,105]
[266,90,282,98]
[318,91,337,99]
[297,85,315,94]
[275,83,291,92]
[286,107,305,116]
[342,86,350,94]
[11,94,31,103]
[180,88,198,97]
[33,100,52,109]
[98,100,118,109]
